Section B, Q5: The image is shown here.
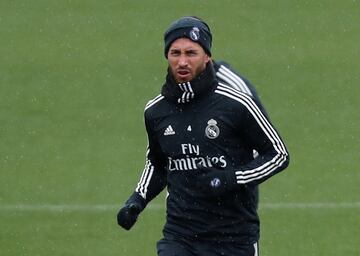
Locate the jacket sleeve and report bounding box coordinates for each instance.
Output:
[234,93,290,186]
[132,113,167,206]
[216,83,289,186]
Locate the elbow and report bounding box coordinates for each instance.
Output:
[281,151,290,170]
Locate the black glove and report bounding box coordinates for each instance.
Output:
[194,164,238,197]
[117,192,146,230]
[117,203,142,230]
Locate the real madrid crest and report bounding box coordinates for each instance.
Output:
[205,119,220,139]
[189,27,200,41]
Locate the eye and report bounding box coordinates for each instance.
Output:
[169,49,181,56]
[186,50,198,56]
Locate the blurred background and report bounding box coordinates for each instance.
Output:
[0,0,359,255]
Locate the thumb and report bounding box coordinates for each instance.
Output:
[128,203,141,215]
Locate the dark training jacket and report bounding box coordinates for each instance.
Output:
[127,60,290,244]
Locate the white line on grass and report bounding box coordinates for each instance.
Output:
[260,202,360,209]
[0,202,359,212]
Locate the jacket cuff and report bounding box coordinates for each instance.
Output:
[225,171,238,190]
[126,192,147,212]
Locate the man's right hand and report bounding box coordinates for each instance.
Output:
[117,203,142,230]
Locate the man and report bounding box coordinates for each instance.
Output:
[117,16,290,256]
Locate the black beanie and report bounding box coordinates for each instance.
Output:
[164,16,212,58]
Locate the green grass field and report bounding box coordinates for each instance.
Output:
[1,1,359,255]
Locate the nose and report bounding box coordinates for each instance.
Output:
[178,54,188,67]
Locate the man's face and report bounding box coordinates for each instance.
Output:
[167,38,210,83]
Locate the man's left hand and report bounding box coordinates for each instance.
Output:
[194,164,238,197]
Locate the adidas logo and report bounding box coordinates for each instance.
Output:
[164,125,175,136]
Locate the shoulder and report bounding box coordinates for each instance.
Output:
[144,94,165,112]
[213,60,254,96]
[214,82,261,113]
[213,60,245,80]
[144,94,174,121]
[143,94,165,129]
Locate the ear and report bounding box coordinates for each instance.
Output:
[204,54,211,64]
